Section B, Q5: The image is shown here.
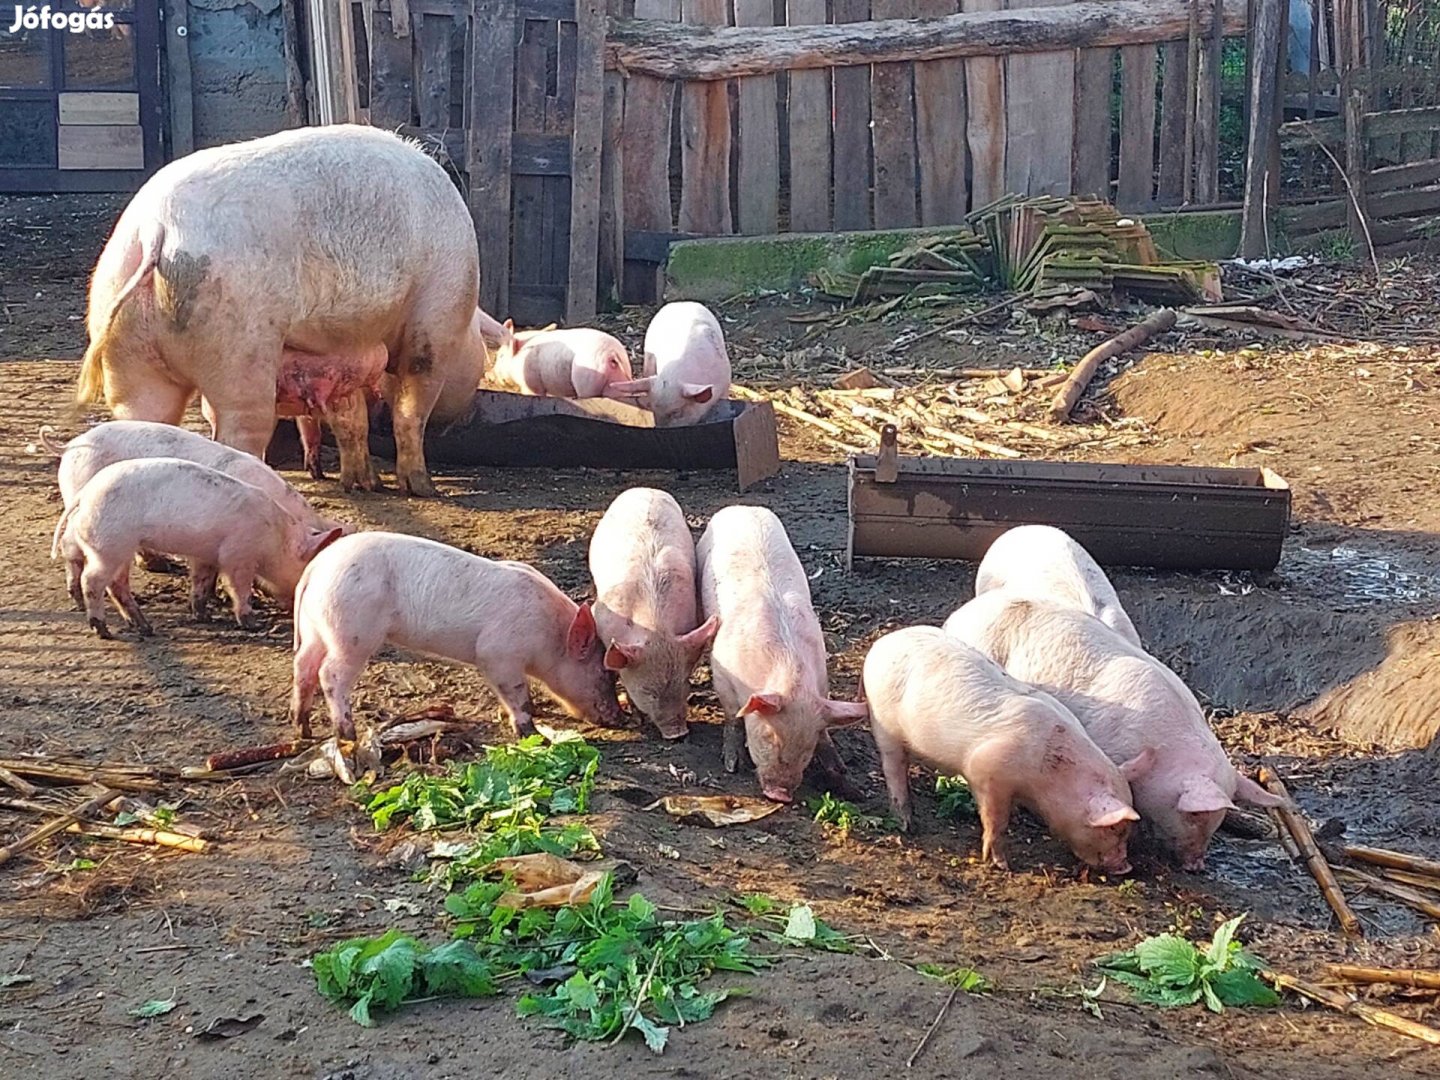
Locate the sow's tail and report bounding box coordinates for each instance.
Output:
[75,221,166,408]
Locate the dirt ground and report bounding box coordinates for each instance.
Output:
[3,195,1440,1079]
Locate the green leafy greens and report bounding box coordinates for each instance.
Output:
[312,929,498,1027]
[934,775,977,819]
[1094,914,1280,1013]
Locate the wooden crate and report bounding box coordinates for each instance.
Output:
[269,393,780,491]
[847,445,1292,571]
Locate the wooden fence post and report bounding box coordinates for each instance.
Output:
[1194,0,1224,202]
[1240,0,1282,256]
[164,0,194,156]
[470,0,514,316]
[734,0,780,234]
[622,0,679,233]
[678,0,732,233]
[568,0,606,322]
[964,0,1006,208]
[598,0,626,308]
[1117,44,1157,208]
[913,0,967,224]
[871,0,919,227]
[1005,0,1075,196]
[831,0,872,230]
[786,0,831,231]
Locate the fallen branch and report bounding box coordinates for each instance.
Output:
[1259,767,1362,938]
[1265,970,1440,1045]
[0,759,163,792]
[1377,867,1440,895]
[907,984,959,1069]
[0,787,123,867]
[1324,964,1440,991]
[65,822,208,854]
[905,295,1026,345]
[1332,865,1440,920]
[920,425,1024,459]
[1340,844,1440,881]
[205,740,316,772]
[1048,307,1178,422]
[0,766,39,798]
[770,399,846,437]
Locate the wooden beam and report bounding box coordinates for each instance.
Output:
[871,0,918,227]
[1072,44,1113,198]
[620,0,678,233]
[415,13,452,129]
[1117,44,1157,207]
[832,0,872,230]
[913,0,966,224]
[605,0,1250,82]
[1005,0,1075,197]
[1194,0,1224,202]
[280,0,310,125]
[568,0,606,322]
[597,0,625,309]
[1156,40,1187,201]
[964,0,1005,208]
[1239,0,1282,257]
[163,0,194,157]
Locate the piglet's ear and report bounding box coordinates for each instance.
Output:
[603,377,655,401]
[566,601,599,659]
[1176,778,1236,814]
[821,699,870,728]
[739,692,783,718]
[1119,747,1157,783]
[304,527,345,561]
[1233,773,1287,809]
[604,641,642,671]
[681,383,715,403]
[678,614,720,658]
[1088,800,1141,828]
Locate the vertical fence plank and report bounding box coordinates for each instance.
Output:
[621,0,678,233]
[1156,40,1188,202]
[913,0,966,223]
[1240,0,1281,256]
[470,0,514,315]
[416,14,452,130]
[366,0,414,129]
[832,0,872,230]
[1005,0,1074,196]
[164,0,194,154]
[568,0,605,321]
[735,0,780,233]
[513,27,549,304]
[1072,46,1112,197]
[1194,0,1223,202]
[1117,45,1157,208]
[786,0,830,231]
[871,0,918,227]
[679,0,732,232]
[964,0,1005,206]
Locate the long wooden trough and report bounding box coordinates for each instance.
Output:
[847,429,1292,571]
[269,391,781,492]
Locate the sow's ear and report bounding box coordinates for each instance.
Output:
[821,699,870,729]
[1233,772,1287,809]
[739,692,783,718]
[566,601,599,659]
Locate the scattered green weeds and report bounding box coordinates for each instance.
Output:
[934,775,976,819]
[916,964,991,993]
[313,929,498,1027]
[806,792,897,837]
[1094,914,1280,1013]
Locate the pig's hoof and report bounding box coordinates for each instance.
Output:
[88,617,113,640]
[134,619,154,637]
[306,461,326,481]
[237,614,261,632]
[399,472,439,498]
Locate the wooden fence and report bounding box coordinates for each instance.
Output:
[303,0,1440,320]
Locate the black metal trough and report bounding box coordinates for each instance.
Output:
[847,426,1292,571]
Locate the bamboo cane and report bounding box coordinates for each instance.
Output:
[1259,767,1362,937]
[1266,971,1440,1045]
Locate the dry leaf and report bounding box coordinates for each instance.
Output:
[1001,367,1027,393]
[645,794,785,828]
[487,853,606,909]
[833,367,881,391]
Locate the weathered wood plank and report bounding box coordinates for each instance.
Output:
[964,0,1005,207]
[1117,44,1157,208]
[1072,45,1112,197]
[470,0,515,315]
[678,0,732,233]
[568,0,606,321]
[734,0,780,234]
[515,37,548,133]
[914,0,967,224]
[1367,156,1440,193]
[871,0,919,228]
[162,0,194,155]
[1156,40,1188,201]
[58,92,140,126]
[391,0,411,34]
[548,19,579,135]
[511,133,572,174]
[832,0,873,230]
[786,0,830,231]
[606,0,1248,81]
[621,0,679,232]
[367,1,415,128]
[1238,0,1281,255]
[280,0,309,123]
[416,14,452,129]
[1194,0,1223,202]
[1005,0,1075,196]
[58,126,145,170]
